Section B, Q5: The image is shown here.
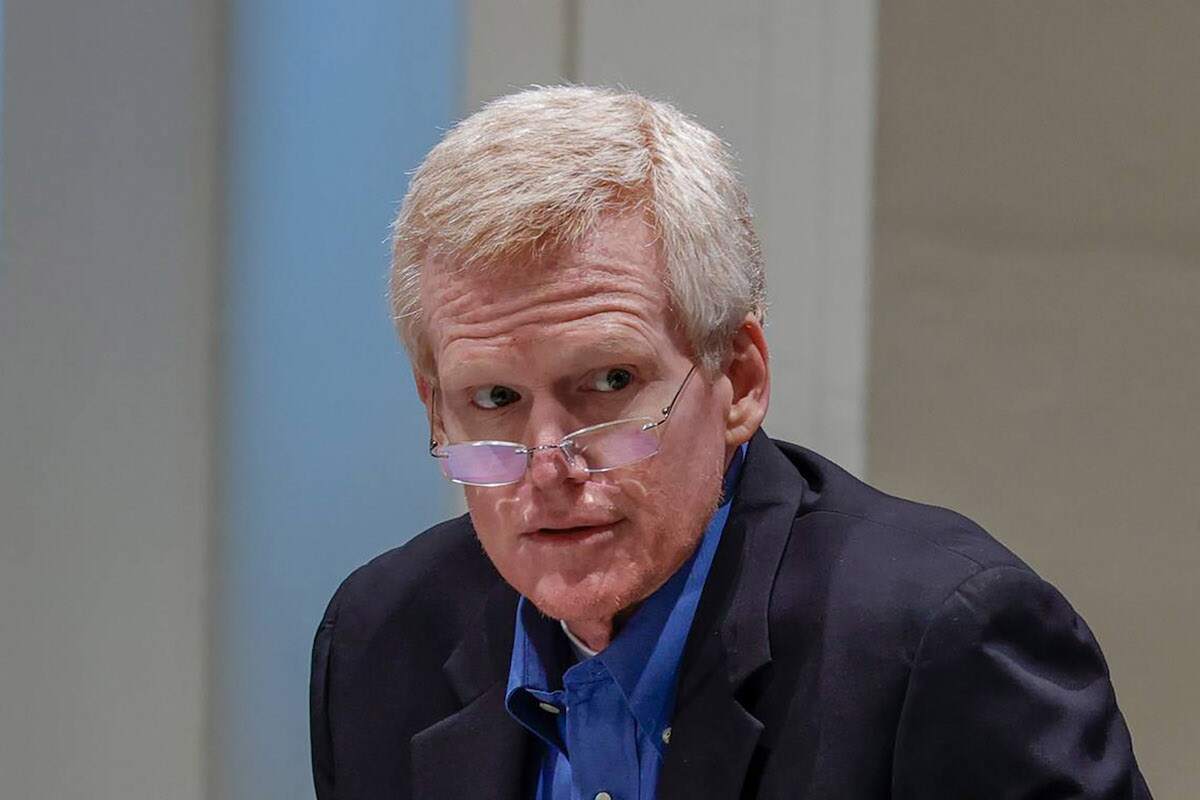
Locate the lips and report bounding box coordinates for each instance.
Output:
[539,524,606,535]
[524,520,621,540]
[525,515,620,533]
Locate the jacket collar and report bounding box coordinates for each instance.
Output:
[412,429,808,799]
[656,429,808,798]
[716,428,809,687]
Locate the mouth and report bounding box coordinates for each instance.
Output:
[525,521,619,545]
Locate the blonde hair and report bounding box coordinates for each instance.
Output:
[390,85,764,375]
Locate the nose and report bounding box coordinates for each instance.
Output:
[527,442,589,489]
[522,399,588,489]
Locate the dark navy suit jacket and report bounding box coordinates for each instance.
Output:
[310,430,1151,798]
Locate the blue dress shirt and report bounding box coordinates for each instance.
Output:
[505,445,746,800]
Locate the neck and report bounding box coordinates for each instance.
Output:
[561,603,640,652]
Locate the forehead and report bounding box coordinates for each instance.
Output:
[422,215,684,377]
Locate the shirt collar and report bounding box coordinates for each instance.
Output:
[560,619,599,660]
[505,443,747,748]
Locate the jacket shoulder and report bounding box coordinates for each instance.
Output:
[750,438,1148,797]
[778,437,1032,574]
[320,513,501,646]
[768,437,1041,642]
[311,517,509,798]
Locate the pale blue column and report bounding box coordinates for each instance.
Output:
[219,3,461,797]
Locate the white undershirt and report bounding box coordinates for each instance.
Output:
[559,619,600,661]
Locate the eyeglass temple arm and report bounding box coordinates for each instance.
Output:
[647,364,698,429]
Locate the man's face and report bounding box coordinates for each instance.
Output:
[421,214,735,627]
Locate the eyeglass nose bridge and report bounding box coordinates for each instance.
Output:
[517,440,581,470]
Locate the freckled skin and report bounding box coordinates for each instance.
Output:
[420,214,756,650]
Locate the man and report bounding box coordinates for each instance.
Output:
[310,86,1149,799]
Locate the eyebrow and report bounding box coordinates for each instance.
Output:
[438,335,660,388]
[579,333,657,361]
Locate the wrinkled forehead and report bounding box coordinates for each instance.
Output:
[423,248,658,306]
[421,212,663,294]
[418,215,684,373]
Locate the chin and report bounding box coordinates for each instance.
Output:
[522,566,643,624]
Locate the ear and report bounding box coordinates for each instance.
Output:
[414,368,445,451]
[723,315,770,448]
[413,368,434,407]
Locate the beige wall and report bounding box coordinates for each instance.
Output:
[870,3,1199,795]
[0,2,220,797]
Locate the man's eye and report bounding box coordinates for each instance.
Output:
[589,368,634,392]
[472,385,521,409]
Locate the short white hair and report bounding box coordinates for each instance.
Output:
[390,85,765,375]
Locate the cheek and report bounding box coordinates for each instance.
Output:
[462,487,520,562]
[613,421,725,512]
[611,446,724,557]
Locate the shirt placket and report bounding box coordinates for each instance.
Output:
[564,662,641,800]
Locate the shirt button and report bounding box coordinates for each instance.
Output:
[594,793,612,800]
[536,701,560,715]
[661,726,672,744]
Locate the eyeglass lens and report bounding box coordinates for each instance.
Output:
[439,442,527,486]
[438,418,661,486]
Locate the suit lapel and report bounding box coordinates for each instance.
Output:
[411,682,528,800]
[411,580,530,800]
[659,431,808,799]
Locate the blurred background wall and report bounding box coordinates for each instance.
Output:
[1,2,219,797]
[869,5,1199,795]
[0,1,1194,797]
